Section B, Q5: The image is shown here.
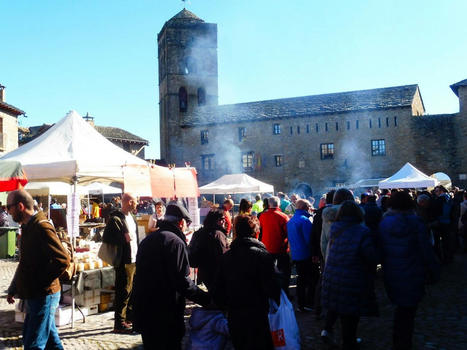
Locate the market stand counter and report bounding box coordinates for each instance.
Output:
[14,267,116,327]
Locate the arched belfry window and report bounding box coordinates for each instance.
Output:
[197,87,206,106]
[186,57,196,74]
[179,87,188,112]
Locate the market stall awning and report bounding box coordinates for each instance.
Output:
[173,167,199,198]
[199,173,274,194]
[84,182,122,195]
[124,165,200,198]
[0,160,28,191]
[25,181,83,196]
[378,162,438,189]
[1,110,147,184]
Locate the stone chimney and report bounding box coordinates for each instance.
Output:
[0,85,5,102]
[459,86,467,116]
[83,112,95,126]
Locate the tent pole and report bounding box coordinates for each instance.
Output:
[71,177,78,329]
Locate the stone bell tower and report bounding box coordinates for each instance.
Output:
[158,9,218,164]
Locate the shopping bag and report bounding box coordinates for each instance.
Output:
[98,242,121,266]
[268,290,301,350]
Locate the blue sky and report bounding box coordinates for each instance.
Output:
[1,0,466,159]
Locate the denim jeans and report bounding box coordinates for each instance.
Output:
[24,291,63,350]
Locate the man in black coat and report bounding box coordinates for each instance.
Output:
[133,203,210,350]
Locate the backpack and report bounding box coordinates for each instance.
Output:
[39,219,76,281]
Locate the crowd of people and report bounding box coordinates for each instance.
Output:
[182,185,462,350]
[4,184,467,350]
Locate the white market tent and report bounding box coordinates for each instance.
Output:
[199,173,274,194]
[378,162,439,189]
[84,182,122,195]
[1,110,148,184]
[25,181,88,196]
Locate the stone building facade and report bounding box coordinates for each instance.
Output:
[158,10,467,193]
[0,85,24,156]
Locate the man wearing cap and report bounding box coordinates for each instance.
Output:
[133,202,210,349]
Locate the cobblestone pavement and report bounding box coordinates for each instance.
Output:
[1,254,467,349]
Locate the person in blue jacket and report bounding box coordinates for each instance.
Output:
[321,200,378,350]
[187,307,230,350]
[378,190,440,350]
[287,199,318,312]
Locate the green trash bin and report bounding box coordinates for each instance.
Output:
[0,227,17,258]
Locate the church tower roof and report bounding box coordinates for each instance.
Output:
[450,79,467,97]
[167,9,204,25]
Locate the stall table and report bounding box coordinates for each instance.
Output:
[61,267,115,328]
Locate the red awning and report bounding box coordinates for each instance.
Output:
[0,160,28,192]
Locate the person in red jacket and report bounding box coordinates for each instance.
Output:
[259,196,291,295]
[222,199,234,236]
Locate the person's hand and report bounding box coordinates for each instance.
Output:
[7,295,15,304]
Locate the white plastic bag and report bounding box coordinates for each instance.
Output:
[268,290,301,350]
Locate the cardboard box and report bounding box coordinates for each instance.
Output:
[98,302,113,313]
[88,304,98,315]
[15,311,26,323]
[100,291,113,304]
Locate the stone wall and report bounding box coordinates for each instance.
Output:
[181,105,423,193]
[0,111,18,155]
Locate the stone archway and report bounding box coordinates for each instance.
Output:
[431,172,452,188]
[293,183,313,199]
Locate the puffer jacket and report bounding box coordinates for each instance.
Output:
[321,217,378,316]
[187,308,229,350]
[378,210,440,307]
[287,209,312,261]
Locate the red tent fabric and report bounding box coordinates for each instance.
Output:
[0,160,28,191]
[150,165,176,198]
[173,167,199,198]
[124,164,199,198]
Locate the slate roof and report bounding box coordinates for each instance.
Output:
[0,101,25,116]
[166,9,204,25]
[95,126,148,145]
[183,84,419,126]
[450,79,467,97]
[20,123,148,146]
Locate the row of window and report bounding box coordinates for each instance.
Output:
[199,118,397,144]
[200,139,386,171]
[273,117,398,135]
[179,87,206,112]
[321,140,386,159]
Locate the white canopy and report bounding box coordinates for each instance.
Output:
[199,173,274,194]
[25,181,90,196]
[25,181,121,197]
[378,162,439,189]
[84,182,122,195]
[1,110,147,184]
